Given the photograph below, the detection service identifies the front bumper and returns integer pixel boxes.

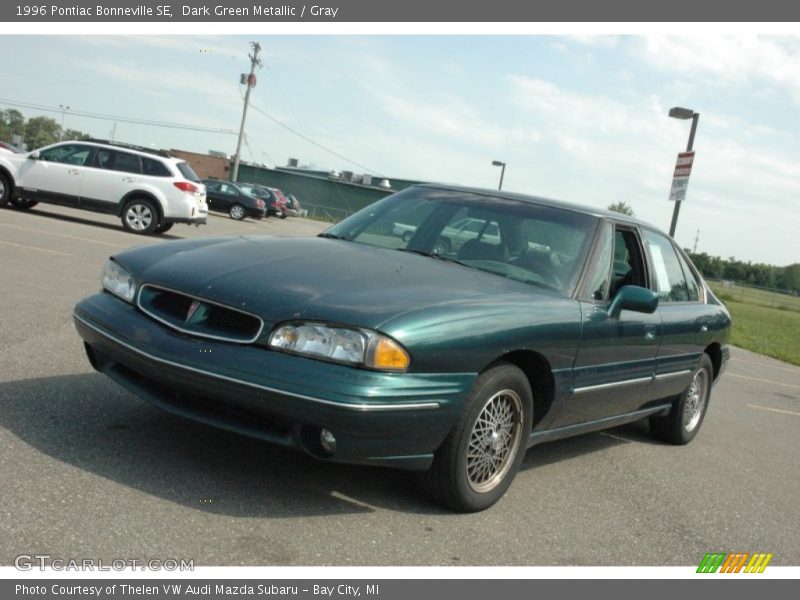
[74,293,474,470]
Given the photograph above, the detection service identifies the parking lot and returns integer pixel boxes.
[1,203,798,566]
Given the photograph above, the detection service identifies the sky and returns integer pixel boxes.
[0,34,798,266]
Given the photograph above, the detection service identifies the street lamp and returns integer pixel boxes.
[491,160,506,190]
[667,106,699,238]
[59,104,70,141]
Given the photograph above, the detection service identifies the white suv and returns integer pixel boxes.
[0,139,208,235]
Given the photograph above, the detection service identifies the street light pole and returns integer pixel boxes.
[59,104,70,141]
[491,160,506,190]
[668,108,699,238]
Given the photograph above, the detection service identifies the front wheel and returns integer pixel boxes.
[154,222,174,234]
[121,198,159,235]
[423,363,532,512]
[650,354,713,444]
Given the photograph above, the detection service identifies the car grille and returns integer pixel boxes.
[137,284,263,343]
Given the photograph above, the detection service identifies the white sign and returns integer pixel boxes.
[669,151,695,202]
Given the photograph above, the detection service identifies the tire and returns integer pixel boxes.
[229,203,246,220]
[121,198,159,235]
[279,211,288,219]
[650,354,714,445]
[0,173,11,206]
[9,196,38,210]
[154,222,174,234]
[422,363,532,512]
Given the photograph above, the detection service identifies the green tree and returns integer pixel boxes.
[63,128,90,141]
[607,201,635,217]
[0,109,25,142]
[23,116,61,149]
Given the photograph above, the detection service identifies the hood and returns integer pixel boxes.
[117,236,560,332]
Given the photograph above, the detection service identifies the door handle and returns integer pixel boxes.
[121,176,135,182]
[644,325,657,341]
[67,169,80,175]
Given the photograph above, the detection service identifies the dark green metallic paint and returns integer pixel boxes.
[74,185,731,473]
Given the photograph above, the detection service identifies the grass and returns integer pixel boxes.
[722,299,800,366]
[708,280,800,312]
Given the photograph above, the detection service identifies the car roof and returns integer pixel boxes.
[58,139,181,162]
[415,183,663,232]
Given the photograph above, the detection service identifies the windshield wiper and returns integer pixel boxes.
[397,248,466,266]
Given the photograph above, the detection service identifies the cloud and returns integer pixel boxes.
[634,36,800,103]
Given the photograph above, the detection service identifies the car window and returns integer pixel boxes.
[326,187,596,295]
[675,249,701,302]
[218,183,239,196]
[609,227,647,297]
[643,229,690,302]
[142,157,171,177]
[204,181,220,192]
[39,144,92,166]
[176,162,200,182]
[582,221,613,302]
[111,151,141,174]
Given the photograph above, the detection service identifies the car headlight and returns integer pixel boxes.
[101,260,137,303]
[269,323,410,372]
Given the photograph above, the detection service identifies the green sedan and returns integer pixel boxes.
[73,184,731,512]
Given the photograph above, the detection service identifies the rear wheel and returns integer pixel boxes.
[650,354,713,444]
[422,363,532,512]
[229,203,246,220]
[154,222,174,234]
[9,196,38,210]
[121,198,159,235]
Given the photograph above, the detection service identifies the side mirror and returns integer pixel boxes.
[28,150,40,160]
[608,285,659,318]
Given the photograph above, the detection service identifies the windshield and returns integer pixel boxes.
[324,187,597,295]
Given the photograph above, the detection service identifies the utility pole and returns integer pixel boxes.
[693,229,700,253]
[59,104,70,141]
[231,42,261,183]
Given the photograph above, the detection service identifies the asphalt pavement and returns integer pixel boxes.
[1,203,798,566]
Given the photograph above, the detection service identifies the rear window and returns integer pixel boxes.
[176,162,200,182]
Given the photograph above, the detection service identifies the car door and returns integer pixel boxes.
[641,229,712,398]
[81,148,142,212]
[15,143,92,206]
[551,221,661,427]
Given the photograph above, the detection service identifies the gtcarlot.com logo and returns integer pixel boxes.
[697,552,773,573]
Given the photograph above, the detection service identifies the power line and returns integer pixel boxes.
[249,102,379,175]
[0,98,238,135]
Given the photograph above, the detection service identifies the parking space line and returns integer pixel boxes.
[0,223,128,248]
[746,404,800,417]
[0,240,73,256]
[726,372,800,390]
[730,356,799,373]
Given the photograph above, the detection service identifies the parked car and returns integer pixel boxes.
[0,141,23,154]
[0,139,207,234]
[73,184,731,511]
[285,194,306,217]
[202,179,266,220]
[266,187,289,219]
[240,183,287,219]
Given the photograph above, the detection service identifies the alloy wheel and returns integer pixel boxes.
[466,389,524,493]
